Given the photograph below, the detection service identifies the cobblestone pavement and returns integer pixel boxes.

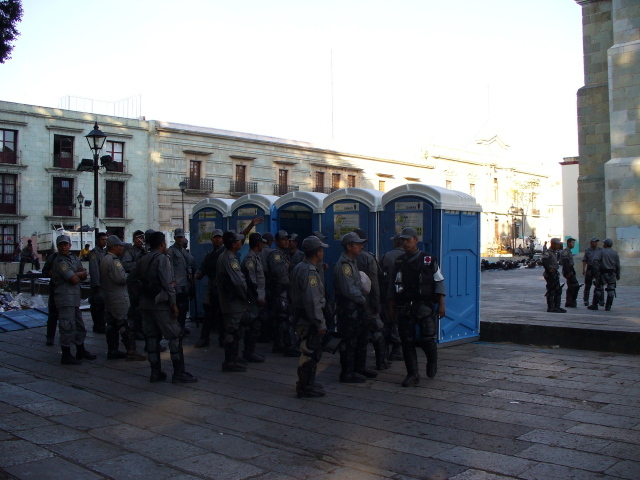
[0,274,638,479]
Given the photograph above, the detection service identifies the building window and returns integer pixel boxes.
[379,180,386,192]
[52,177,74,216]
[493,178,498,202]
[0,224,17,262]
[187,160,202,189]
[53,135,74,169]
[105,181,125,218]
[332,173,341,191]
[236,165,246,184]
[0,174,17,214]
[446,180,452,190]
[470,183,476,197]
[347,174,356,188]
[0,129,17,164]
[314,172,325,192]
[105,141,124,172]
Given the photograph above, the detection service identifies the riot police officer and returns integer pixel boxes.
[217,231,249,372]
[291,236,328,398]
[582,237,603,306]
[333,232,374,383]
[241,232,267,363]
[353,228,387,371]
[560,237,581,308]
[167,228,194,335]
[129,231,197,384]
[100,235,146,361]
[51,235,96,365]
[588,238,621,311]
[122,230,147,341]
[387,227,446,387]
[288,233,304,268]
[542,238,565,313]
[88,232,107,333]
[194,229,225,348]
[267,230,298,357]
[378,233,404,361]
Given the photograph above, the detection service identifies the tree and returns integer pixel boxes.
[0,0,23,64]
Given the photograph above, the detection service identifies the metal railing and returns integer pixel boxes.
[273,184,299,196]
[183,177,214,192]
[312,186,338,194]
[230,181,258,194]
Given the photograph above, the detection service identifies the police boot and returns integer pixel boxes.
[46,315,57,346]
[282,321,300,358]
[122,331,146,361]
[401,345,420,387]
[546,290,556,312]
[107,329,127,359]
[339,350,365,383]
[242,324,265,363]
[423,340,438,379]
[222,338,246,372]
[75,343,97,360]
[310,361,324,391]
[171,342,197,384]
[374,338,391,370]
[147,337,166,383]
[605,297,613,311]
[296,363,325,398]
[354,346,378,378]
[554,293,567,313]
[61,346,82,365]
[389,342,403,362]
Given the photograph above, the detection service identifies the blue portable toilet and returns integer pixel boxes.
[321,188,384,295]
[189,198,234,322]
[273,191,327,241]
[230,194,279,259]
[381,183,482,346]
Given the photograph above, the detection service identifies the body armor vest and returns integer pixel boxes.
[394,251,436,305]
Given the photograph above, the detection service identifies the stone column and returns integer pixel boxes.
[575,0,613,248]
[605,0,640,284]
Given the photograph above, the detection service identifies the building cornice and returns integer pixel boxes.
[575,0,606,6]
[0,119,28,127]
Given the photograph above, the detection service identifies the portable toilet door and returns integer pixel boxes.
[189,198,233,323]
[230,194,278,260]
[381,183,482,346]
[273,191,327,242]
[321,188,384,296]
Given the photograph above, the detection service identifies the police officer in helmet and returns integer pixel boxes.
[387,227,446,387]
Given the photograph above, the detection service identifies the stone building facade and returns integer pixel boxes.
[575,0,640,284]
[0,100,153,259]
[0,100,560,259]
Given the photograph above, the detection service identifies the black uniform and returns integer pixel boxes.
[582,246,603,306]
[541,247,564,313]
[88,246,106,333]
[590,246,621,311]
[267,247,297,356]
[388,249,445,386]
[122,243,147,339]
[560,246,581,308]
[42,252,59,345]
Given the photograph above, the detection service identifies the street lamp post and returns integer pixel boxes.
[77,191,85,249]
[85,122,107,241]
[179,181,187,231]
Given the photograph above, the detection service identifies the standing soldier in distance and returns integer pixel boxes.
[560,237,581,308]
[166,228,194,335]
[378,233,404,362]
[100,235,146,361]
[88,232,108,333]
[241,233,267,363]
[333,232,372,383]
[217,231,249,372]
[129,231,197,384]
[122,230,147,342]
[268,230,298,357]
[541,238,566,313]
[582,237,603,307]
[291,236,328,398]
[194,229,225,348]
[51,235,96,365]
[588,238,621,311]
[387,227,446,387]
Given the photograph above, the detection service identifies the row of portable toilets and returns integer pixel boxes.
[189,184,482,346]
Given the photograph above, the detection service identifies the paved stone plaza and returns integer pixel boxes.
[0,268,639,479]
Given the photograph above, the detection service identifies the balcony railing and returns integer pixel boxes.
[230,181,258,194]
[183,177,214,192]
[312,186,338,194]
[273,184,299,196]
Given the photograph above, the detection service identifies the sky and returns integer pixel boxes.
[0,0,584,167]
